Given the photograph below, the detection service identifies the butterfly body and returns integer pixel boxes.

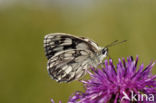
[44,33,108,82]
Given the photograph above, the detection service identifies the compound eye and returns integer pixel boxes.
[102,48,108,55]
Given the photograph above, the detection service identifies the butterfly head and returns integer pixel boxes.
[97,47,108,63]
[98,40,127,63]
[102,48,108,56]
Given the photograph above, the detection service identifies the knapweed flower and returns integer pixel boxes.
[51,56,156,103]
[69,56,156,103]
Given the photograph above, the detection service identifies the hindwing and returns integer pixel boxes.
[47,49,92,82]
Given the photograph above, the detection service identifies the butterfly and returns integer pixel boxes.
[44,33,126,83]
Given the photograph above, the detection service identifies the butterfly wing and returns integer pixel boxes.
[44,33,99,59]
[47,49,92,82]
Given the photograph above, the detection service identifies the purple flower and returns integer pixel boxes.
[68,56,156,103]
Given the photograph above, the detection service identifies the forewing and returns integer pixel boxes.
[44,33,99,59]
[47,49,91,82]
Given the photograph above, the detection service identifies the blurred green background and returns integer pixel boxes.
[0,0,156,103]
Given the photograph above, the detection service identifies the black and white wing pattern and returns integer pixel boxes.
[47,49,92,82]
[44,33,99,59]
[44,33,103,83]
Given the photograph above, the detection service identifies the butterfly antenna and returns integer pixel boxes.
[105,40,127,48]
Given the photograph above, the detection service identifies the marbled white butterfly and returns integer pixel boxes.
[44,33,126,83]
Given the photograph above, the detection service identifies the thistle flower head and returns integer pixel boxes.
[69,56,156,103]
